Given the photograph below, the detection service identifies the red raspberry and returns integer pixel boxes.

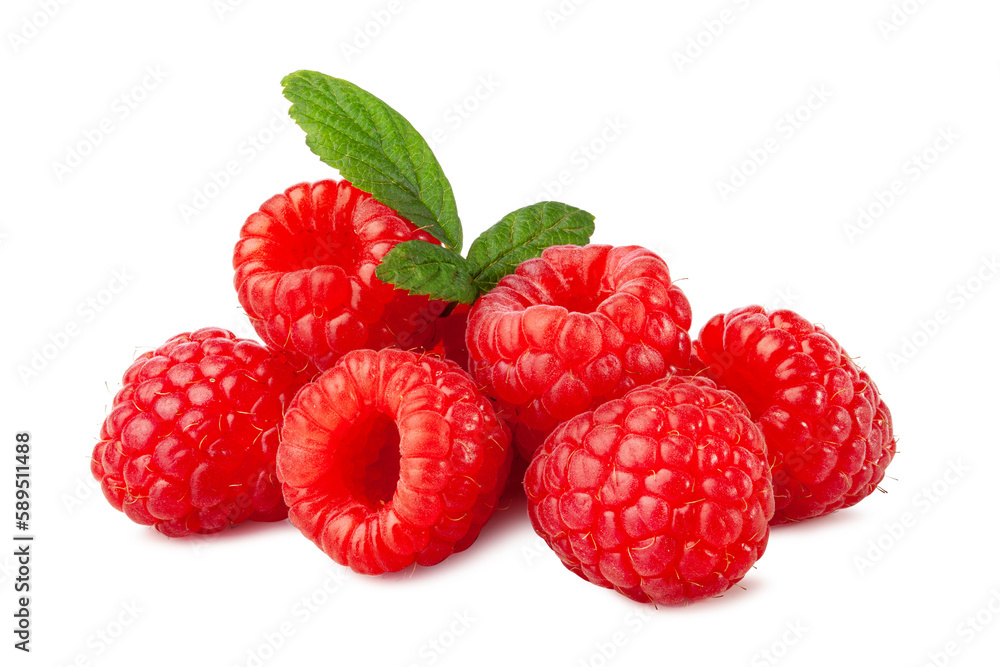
[427,302,472,372]
[233,180,446,374]
[466,244,692,461]
[277,348,512,574]
[693,306,896,524]
[525,374,774,605]
[91,328,307,537]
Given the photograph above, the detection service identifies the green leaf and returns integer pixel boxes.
[466,201,596,292]
[375,241,478,304]
[281,70,462,251]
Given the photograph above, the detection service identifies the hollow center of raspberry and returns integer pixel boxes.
[290,226,361,273]
[341,414,401,508]
[558,287,614,314]
[552,276,614,313]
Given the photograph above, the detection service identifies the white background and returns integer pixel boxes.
[2,1,999,665]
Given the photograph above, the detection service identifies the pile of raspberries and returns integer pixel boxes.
[92,180,895,606]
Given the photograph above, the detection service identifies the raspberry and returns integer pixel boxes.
[693,306,896,524]
[91,328,306,537]
[433,302,472,371]
[466,244,693,461]
[277,348,512,574]
[233,180,446,374]
[525,374,773,605]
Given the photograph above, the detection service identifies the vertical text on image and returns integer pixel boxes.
[13,432,33,652]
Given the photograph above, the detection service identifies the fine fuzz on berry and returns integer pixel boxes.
[233,180,447,374]
[277,348,512,574]
[694,306,896,524]
[525,374,774,605]
[91,328,306,537]
[466,244,692,461]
